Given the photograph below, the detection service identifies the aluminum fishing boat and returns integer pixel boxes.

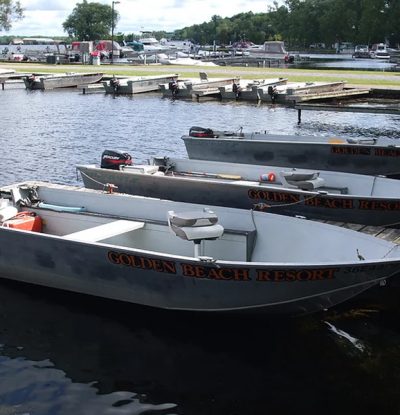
[0,181,399,315]
[23,72,104,90]
[77,153,400,227]
[182,127,400,178]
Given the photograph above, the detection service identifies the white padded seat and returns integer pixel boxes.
[281,170,325,190]
[168,210,224,242]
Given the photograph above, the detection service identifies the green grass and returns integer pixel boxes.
[2,61,400,88]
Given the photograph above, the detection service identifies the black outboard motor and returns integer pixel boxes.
[267,85,278,103]
[101,150,132,170]
[189,126,215,138]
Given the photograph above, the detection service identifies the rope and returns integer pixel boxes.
[253,193,319,210]
[77,169,109,189]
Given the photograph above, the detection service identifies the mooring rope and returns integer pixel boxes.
[77,169,109,189]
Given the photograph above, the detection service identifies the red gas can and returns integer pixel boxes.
[2,211,42,232]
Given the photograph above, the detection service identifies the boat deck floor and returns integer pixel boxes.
[316,220,400,244]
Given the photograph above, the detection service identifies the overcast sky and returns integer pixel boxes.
[9,0,275,37]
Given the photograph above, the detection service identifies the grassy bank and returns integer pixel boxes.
[1,61,400,88]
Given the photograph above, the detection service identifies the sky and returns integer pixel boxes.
[8,0,275,37]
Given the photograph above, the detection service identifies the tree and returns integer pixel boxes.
[62,0,119,41]
[0,0,23,31]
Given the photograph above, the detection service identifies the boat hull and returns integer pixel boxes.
[24,73,103,90]
[103,74,179,94]
[78,165,400,227]
[1,181,399,315]
[182,134,400,177]
[0,225,397,315]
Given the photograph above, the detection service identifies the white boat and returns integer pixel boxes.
[370,43,390,59]
[353,45,370,59]
[158,54,217,66]
[77,154,400,227]
[103,73,179,94]
[247,41,294,62]
[1,181,399,315]
[23,72,104,90]
[219,78,288,101]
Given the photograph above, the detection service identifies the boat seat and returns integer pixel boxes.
[280,170,325,190]
[168,210,224,242]
[121,165,159,174]
[63,220,144,242]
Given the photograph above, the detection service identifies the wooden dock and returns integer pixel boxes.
[317,220,400,244]
[292,88,370,103]
[295,101,400,123]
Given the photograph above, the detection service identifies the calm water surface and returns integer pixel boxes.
[1,85,400,414]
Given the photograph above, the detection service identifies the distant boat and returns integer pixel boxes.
[353,45,370,59]
[77,153,400,227]
[1,180,400,314]
[158,54,218,66]
[219,78,288,101]
[258,81,346,103]
[370,43,390,59]
[23,72,103,90]
[247,40,294,62]
[182,126,400,178]
[159,72,237,99]
[103,73,179,94]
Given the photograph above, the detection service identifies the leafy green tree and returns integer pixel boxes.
[62,0,119,41]
[0,0,23,31]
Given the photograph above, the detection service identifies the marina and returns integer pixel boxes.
[1,64,400,414]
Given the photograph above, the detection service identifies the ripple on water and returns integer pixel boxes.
[2,88,400,186]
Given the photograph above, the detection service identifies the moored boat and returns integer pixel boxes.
[103,73,179,94]
[258,81,346,103]
[159,72,238,98]
[219,78,288,101]
[77,154,400,227]
[23,72,104,90]
[0,181,399,315]
[182,126,400,178]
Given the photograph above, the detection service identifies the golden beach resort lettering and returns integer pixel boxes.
[248,189,400,211]
[331,146,400,157]
[107,251,340,282]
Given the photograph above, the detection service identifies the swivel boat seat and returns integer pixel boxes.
[168,208,224,258]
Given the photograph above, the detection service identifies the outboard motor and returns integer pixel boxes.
[189,126,215,138]
[101,150,132,170]
[267,85,278,103]
[109,77,120,92]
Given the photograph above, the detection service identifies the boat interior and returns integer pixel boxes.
[117,156,399,197]
[1,182,398,264]
[0,185,256,262]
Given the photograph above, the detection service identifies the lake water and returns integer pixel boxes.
[1,84,400,415]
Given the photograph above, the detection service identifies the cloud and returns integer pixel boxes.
[8,0,272,37]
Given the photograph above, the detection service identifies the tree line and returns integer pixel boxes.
[174,0,399,48]
[1,0,399,48]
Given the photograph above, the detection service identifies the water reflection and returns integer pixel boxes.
[0,281,399,414]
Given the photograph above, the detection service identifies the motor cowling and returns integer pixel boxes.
[101,150,132,170]
[189,126,215,138]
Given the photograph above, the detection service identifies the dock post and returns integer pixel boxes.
[297,109,302,124]
[1,82,4,91]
